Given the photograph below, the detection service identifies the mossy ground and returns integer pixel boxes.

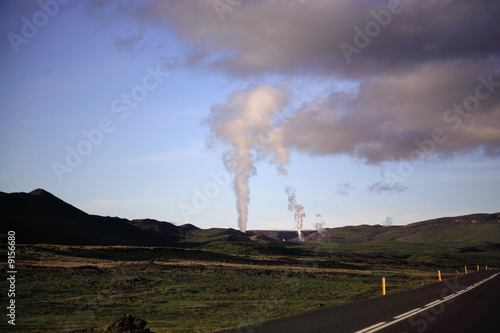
[1,242,497,332]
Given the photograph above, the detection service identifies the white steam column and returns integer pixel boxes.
[205,84,290,232]
[285,186,305,242]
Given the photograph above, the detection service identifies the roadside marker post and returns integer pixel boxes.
[438,270,441,281]
[465,266,468,274]
[477,265,479,271]
[382,277,386,295]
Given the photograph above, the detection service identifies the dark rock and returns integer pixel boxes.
[106,314,148,332]
[133,318,147,330]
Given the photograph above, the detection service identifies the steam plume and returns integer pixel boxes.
[315,223,325,234]
[285,186,305,241]
[315,214,326,235]
[206,84,289,232]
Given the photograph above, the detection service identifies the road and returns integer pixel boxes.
[221,270,499,333]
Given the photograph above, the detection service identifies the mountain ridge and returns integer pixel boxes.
[1,189,499,246]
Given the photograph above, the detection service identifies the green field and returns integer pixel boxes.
[1,241,499,332]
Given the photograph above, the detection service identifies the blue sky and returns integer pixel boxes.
[1,0,499,231]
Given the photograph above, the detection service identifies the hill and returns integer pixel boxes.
[304,214,500,244]
[1,189,499,246]
[0,189,178,246]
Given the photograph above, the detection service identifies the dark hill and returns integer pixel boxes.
[1,189,499,245]
[304,213,500,243]
[184,228,251,243]
[179,223,200,232]
[1,189,178,246]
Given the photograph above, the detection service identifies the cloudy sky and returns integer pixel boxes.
[1,0,499,231]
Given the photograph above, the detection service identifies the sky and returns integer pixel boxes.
[1,0,499,232]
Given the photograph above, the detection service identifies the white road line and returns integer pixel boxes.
[363,309,426,333]
[425,299,440,307]
[353,321,387,333]
[394,307,421,319]
[355,273,499,333]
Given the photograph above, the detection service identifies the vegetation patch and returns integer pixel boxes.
[2,241,498,332]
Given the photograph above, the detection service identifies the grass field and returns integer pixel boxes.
[1,241,499,332]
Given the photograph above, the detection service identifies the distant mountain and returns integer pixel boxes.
[1,189,179,246]
[303,213,500,244]
[1,189,499,245]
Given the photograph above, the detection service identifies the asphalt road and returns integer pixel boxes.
[222,270,499,333]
